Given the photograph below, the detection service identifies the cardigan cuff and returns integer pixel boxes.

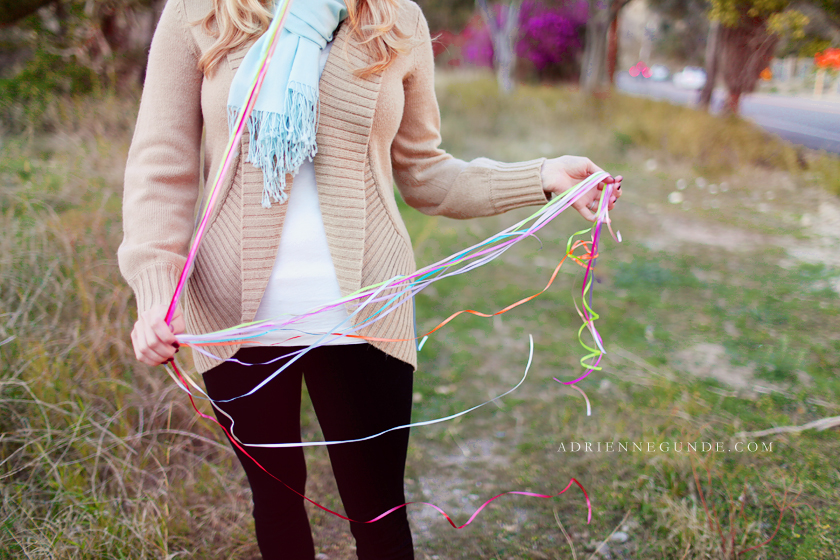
[128,263,183,315]
[490,158,549,214]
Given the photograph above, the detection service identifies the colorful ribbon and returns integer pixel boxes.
[156,0,619,530]
[169,344,592,527]
[165,0,295,326]
[175,173,618,394]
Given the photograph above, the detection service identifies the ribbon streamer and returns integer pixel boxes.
[556,379,592,417]
[154,0,618,530]
[169,344,592,527]
[165,0,295,326]
[175,174,619,404]
[162,174,616,529]
[177,335,535,449]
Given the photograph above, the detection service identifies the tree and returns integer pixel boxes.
[710,0,807,113]
[476,0,523,93]
[580,0,631,92]
[699,20,720,109]
[646,0,720,107]
[1,0,163,95]
[460,1,586,81]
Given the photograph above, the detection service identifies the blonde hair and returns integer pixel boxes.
[196,0,409,78]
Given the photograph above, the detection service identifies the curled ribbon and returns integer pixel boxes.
[155,0,618,529]
[169,338,592,526]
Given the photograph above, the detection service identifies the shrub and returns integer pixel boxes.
[516,0,586,80]
[0,47,99,131]
[458,0,587,80]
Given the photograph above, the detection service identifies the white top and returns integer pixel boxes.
[245,42,363,347]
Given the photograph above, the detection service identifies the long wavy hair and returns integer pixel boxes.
[196,0,409,78]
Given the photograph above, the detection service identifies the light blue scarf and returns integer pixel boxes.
[228,0,348,208]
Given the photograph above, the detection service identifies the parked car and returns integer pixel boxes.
[650,64,670,81]
[673,66,707,89]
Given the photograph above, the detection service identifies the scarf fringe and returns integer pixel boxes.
[228,82,320,208]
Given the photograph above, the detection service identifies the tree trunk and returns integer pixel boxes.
[582,0,629,92]
[607,15,619,85]
[699,20,720,110]
[0,0,55,26]
[726,90,741,114]
[476,0,522,94]
[719,15,778,115]
[581,0,610,92]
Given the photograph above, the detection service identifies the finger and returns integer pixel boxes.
[580,208,597,222]
[574,201,597,222]
[150,315,178,347]
[597,175,619,190]
[170,311,186,336]
[139,332,170,365]
[136,329,169,366]
[141,320,175,364]
[131,326,144,362]
[600,179,622,196]
[141,342,172,366]
[133,315,171,366]
[584,158,605,176]
[131,323,164,365]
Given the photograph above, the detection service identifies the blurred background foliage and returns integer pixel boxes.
[437,0,588,81]
[0,0,163,130]
[2,0,840,128]
[646,0,710,64]
[414,0,475,32]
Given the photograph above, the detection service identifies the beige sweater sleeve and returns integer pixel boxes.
[118,0,203,314]
[390,8,549,219]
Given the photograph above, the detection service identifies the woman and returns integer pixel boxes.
[120,0,621,558]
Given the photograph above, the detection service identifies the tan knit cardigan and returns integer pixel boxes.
[118,0,549,373]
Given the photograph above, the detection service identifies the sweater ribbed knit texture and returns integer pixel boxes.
[119,0,549,373]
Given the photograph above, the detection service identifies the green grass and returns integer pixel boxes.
[1,75,839,559]
[403,75,840,559]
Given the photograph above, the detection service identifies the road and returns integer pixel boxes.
[616,73,840,154]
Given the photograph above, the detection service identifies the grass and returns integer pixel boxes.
[0,103,258,559]
[1,74,839,559]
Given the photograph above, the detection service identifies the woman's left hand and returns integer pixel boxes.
[541,156,622,222]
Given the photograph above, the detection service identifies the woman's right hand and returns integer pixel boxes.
[541,156,622,222]
[131,304,185,366]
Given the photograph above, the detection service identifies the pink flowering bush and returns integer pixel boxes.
[458,0,587,80]
[517,0,586,75]
[460,12,495,68]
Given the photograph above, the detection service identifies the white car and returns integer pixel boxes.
[650,64,670,81]
[673,66,707,89]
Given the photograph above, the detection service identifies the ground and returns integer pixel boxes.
[1,75,838,559]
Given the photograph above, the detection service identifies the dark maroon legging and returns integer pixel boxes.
[202,344,415,560]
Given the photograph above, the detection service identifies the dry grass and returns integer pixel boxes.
[2,77,838,559]
[436,72,840,197]
[0,111,257,558]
